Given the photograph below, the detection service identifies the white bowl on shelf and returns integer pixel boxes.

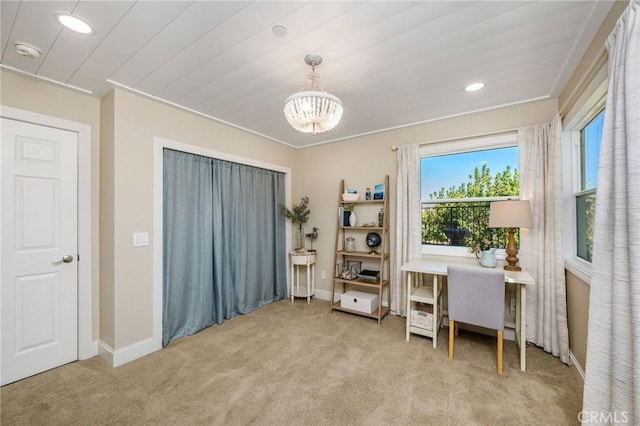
[342,193,360,202]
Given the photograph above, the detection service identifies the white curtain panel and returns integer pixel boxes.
[518,114,570,363]
[583,1,640,422]
[391,144,421,316]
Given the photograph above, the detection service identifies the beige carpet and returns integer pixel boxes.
[1,299,581,425]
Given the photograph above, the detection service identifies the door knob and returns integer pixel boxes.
[53,255,74,265]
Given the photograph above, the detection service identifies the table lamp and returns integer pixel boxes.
[489,199,532,271]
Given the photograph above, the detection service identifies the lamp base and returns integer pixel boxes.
[504,228,521,272]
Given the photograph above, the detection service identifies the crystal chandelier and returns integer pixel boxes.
[283,54,343,135]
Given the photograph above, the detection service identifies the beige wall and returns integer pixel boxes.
[566,271,590,370]
[0,69,101,342]
[107,88,296,348]
[295,98,559,296]
[100,91,115,348]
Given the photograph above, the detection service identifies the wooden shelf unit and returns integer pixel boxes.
[330,175,390,324]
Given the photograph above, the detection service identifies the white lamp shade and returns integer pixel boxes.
[489,200,532,228]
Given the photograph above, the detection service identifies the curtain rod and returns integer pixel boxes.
[425,128,519,146]
[390,128,520,153]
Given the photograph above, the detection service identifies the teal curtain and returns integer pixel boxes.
[163,149,286,346]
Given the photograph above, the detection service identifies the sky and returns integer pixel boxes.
[420,146,519,200]
[582,109,603,190]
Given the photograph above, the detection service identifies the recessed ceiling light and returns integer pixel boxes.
[56,12,93,34]
[464,82,485,92]
[272,25,288,38]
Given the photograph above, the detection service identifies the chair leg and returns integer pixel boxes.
[497,330,503,375]
[448,320,454,360]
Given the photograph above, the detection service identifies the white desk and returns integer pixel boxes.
[289,251,316,304]
[402,255,535,371]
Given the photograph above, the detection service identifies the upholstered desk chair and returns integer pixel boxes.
[447,265,506,374]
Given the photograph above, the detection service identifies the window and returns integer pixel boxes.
[575,109,604,262]
[420,133,519,256]
[562,78,606,281]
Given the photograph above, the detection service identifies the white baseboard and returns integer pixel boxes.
[79,340,99,360]
[98,341,114,366]
[569,350,585,390]
[98,338,161,368]
[314,289,333,301]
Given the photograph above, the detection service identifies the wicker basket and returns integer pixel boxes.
[410,301,433,330]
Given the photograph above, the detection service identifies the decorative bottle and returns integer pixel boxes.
[378,208,384,227]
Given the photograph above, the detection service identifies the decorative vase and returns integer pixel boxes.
[479,248,497,268]
[349,211,357,227]
[295,226,305,250]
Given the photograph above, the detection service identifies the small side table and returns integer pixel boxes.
[289,250,316,304]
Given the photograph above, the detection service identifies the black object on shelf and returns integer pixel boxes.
[358,270,380,282]
[343,211,351,226]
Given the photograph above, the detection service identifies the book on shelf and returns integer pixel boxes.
[358,270,380,282]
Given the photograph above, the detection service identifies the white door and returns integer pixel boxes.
[1,118,78,385]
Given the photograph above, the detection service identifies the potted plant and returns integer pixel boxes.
[280,196,311,251]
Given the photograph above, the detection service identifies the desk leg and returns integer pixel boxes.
[519,284,527,371]
[405,272,412,342]
[432,274,438,349]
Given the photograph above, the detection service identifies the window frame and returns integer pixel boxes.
[419,132,519,258]
[562,81,606,283]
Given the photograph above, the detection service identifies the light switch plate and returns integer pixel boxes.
[133,232,149,247]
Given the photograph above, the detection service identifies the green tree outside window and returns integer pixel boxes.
[422,163,520,250]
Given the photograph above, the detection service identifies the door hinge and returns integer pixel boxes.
[77,254,80,262]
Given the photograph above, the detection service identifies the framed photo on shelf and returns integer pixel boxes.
[373,183,384,200]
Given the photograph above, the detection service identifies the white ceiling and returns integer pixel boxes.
[0,1,616,148]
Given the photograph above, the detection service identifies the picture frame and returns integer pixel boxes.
[373,183,384,200]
